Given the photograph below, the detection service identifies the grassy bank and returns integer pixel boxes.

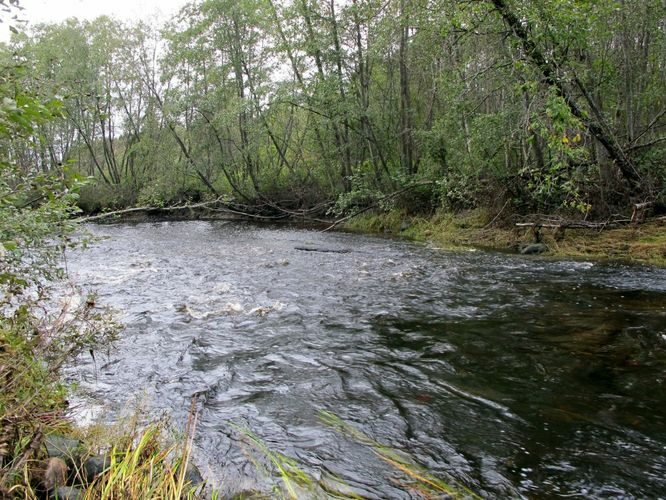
[79,204,666,267]
[0,296,205,498]
[344,209,666,267]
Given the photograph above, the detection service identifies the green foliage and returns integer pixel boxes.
[77,181,135,213]
[0,62,84,299]
[0,28,120,495]
[436,173,479,211]
[4,0,665,216]
[521,92,593,213]
[330,161,385,216]
[634,146,666,201]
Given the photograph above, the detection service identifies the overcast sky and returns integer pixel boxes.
[1,0,190,41]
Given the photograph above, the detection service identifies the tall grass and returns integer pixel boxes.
[82,398,203,499]
[233,412,480,499]
[319,411,481,500]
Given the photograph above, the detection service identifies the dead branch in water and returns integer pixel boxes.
[75,197,290,222]
[515,219,633,231]
[516,205,665,232]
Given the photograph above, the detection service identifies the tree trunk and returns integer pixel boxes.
[399,0,415,176]
[489,0,641,188]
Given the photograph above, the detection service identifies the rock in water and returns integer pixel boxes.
[184,462,205,486]
[82,455,110,484]
[520,243,548,255]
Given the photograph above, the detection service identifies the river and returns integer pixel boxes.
[66,220,666,498]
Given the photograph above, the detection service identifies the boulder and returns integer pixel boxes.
[44,435,82,461]
[82,455,110,484]
[184,462,205,487]
[50,486,82,500]
[520,243,548,255]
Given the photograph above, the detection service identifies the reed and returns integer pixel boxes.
[82,399,203,499]
[319,411,481,500]
[233,424,315,499]
[232,413,480,499]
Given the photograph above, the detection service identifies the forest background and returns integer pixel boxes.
[2,0,664,222]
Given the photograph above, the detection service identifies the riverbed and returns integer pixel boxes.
[66,221,666,498]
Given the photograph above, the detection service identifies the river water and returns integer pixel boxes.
[66,221,666,498]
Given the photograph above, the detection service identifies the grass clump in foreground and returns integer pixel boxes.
[82,413,204,500]
[0,293,114,497]
[0,290,206,499]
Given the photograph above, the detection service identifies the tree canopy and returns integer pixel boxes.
[2,0,665,218]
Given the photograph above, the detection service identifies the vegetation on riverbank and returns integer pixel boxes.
[0,4,205,495]
[344,209,666,267]
[2,0,665,226]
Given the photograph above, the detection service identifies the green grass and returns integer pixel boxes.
[319,411,481,500]
[231,413,481,499]
[83,422,202,500]
[345,208,666,267]
[234,424,321,499]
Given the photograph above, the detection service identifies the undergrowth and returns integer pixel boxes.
[0,289,118,497]
[83,415,203,500]
[345,208,666,267]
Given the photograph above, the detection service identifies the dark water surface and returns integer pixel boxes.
[67,221,666,498]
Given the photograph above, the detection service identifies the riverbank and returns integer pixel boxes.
[79,204,666,267]
[343,209,666,267]
[0,296,204,498]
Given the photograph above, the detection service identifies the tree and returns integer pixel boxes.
[487,0,643,189]
[4,0,663,216]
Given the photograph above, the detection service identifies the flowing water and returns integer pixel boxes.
[66,221,666,498]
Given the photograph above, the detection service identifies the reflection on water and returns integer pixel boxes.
[66,221,666,498]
